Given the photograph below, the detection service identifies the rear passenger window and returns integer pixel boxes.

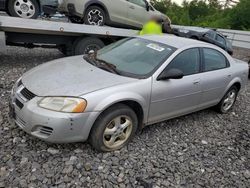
[216,35,226,45]
[203,48,228,72]
[166,48,200,76]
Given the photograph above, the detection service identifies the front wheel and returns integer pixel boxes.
[8,0,40,19]
[84,6,106,26]
[216,86,238,113]
[90,104,138,152]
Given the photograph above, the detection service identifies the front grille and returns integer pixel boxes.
[20,87,36,101]
[39,126,53,136]
[15,98,24,109]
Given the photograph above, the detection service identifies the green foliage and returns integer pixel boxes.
[150,0,250,30]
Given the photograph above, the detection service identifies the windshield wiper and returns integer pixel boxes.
[83,55,96,66]
[95,58,120,75]
[83,53,120,75]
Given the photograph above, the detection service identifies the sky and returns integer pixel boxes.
[172,0,192,5]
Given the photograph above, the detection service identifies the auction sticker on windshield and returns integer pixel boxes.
[147,43,165,52]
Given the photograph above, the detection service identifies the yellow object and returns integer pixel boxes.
[139,21,163,35]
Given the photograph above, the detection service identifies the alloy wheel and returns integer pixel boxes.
[14,0,36,18]
[87,9,104,25]
[222,90,236,112]
[103,116,133,149]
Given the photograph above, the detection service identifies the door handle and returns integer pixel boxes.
[193,81,200,85]
[193,79,200,85]
[129,5,135,9]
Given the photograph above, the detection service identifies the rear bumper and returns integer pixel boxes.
[67,3,77,16]
[58,0,84,17]
[40,0,58,7]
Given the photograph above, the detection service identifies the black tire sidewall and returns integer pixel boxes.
[73,37,105,55]
[90,104,138,152]
[8,0,40,19]
[84,6,106,26]
[218,86,238,113]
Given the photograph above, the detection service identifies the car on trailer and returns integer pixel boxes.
[0,0,58,19]
[58,0,170,29]
[10,35,249,151]
[173,26,234,55]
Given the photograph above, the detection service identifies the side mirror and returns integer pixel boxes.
[157,68,184,81]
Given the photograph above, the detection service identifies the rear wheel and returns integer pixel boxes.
[90,104,138,152]
[84,6,106,26]
[216,86,238,113]
[8,0,40,19]
[73,37,105,55]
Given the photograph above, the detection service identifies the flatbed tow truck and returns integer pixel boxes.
[0,15,138,55]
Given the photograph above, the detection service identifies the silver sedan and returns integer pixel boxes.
[10,35,249,151]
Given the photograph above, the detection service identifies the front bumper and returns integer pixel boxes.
[57,0,84,17]
[9,87,99,143]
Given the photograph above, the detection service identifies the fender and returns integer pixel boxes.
[222,76,242,97]
[92,92,149,123]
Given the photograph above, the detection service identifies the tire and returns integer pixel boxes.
[216,86,239,114]
[69,16,84,24]
[83,6,106,26]
[90,104,138,152]
[73,37,105,55]
[190,36,199,40]
[8,0,40,19]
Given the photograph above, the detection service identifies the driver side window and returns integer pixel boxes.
[166,48,200,76]
[128,0,146,8]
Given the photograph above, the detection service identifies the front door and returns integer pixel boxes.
[127,0,149,28]
[148,48,202,123]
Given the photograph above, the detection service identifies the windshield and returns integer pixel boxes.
[96,38,175,78]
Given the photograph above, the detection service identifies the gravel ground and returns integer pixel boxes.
[0,47,250,188]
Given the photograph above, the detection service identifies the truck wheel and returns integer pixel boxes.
[216,86,238,114]
[90,104,138,152]
[8,0,40,19]
[73,37,105,55]
[84,6,106,26]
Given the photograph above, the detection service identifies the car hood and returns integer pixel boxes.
[22,56,135,96]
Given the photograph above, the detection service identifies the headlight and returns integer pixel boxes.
[12,77,22,94]
[38,97,87,113]
[178,29,189,34]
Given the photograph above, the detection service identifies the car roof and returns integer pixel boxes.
[139,34,212,49]
[182,26,211,33]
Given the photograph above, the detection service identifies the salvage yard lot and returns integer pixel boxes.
[0,47,249,187]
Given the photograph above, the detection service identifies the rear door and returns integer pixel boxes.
[127,0,149,28]
[199,48,232,108]
[148,48,202,123]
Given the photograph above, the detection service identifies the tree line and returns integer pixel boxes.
[150,0,250,30]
